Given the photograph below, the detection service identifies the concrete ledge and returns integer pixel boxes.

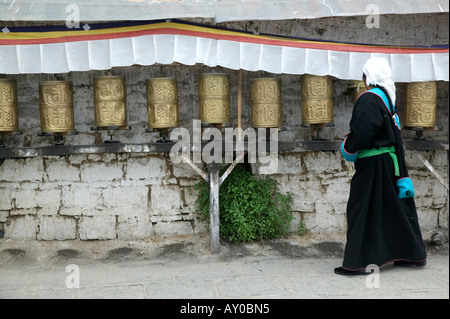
[1,140,448,160]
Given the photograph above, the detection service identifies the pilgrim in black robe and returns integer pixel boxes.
[339,88,427,271]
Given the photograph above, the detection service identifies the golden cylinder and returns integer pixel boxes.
[146,77,179,129]
[93,76,127,127]
[301,75,333,125]
[39,81,75,133]
[405,81,437,128]
[353,80,367,103]
[0,78,19,132]
[198,73,230,125]
[250,78,282,128]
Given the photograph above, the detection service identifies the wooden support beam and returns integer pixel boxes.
[208,163,220,254]
[179,153,208,182]
[220,151,245,186]
[416,153,449,190]
[237,69,242,136]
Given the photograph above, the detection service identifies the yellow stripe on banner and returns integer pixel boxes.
[0,21,352,45]
[0,21,445,53]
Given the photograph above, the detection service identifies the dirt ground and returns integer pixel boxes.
[1,231,447,266]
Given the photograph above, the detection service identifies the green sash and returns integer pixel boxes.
[357,146,399,176]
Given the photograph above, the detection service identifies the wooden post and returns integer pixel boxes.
[178,150,246,254]
[208,163,220,254]
[237,69,242,139]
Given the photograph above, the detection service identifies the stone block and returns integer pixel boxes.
[417,207,439,231]
[275,154,304,175]
[151,185,183,212]
[0,188,12,210]
[101,186,148,209]
[80,162,124,182]
[38,216,77,240]
[438,209,448,230]
[182,187,198,207]
[323,179,350,204]
[4,215,38,239]
[0,158,44,182]
[37,206,59,216]
[304,202,347,234]
[153,221,193,237]
[303,152,341,174]
[59,206,83,217]
[0,210,9,223]
[79,215,116,240]
[9,208,37,216]
[430,151,448,168]
[117,215,153,239]
[276,176,322,213]
[14,188,38,209]
[45,159,80,182]
[35,188,61,208]
[125,156,168,181]
[172,162,198,178]
[61,185,103,210]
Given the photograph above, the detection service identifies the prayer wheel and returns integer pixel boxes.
[93,76,127,127]
[405,81,437,128]
[0,78,19,132]
[198,73,230,125]
[352,80,368,103]
[146,77,179,129]
[250,78,282,128]
[301,75,333,125]
[39,81,75,133]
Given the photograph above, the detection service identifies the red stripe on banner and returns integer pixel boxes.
[1,27,448,54]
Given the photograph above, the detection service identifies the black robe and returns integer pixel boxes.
[341,90,427,271]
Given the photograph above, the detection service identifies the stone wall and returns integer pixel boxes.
[0,153,203,240]
[0,149,447,240]
[0,14,448,241]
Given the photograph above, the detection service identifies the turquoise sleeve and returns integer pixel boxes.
[397,177,415,199]
[340,140,358,162]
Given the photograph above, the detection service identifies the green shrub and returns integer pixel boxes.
[195,165,293,243]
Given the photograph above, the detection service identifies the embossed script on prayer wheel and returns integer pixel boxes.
[146,77,179,129]
[301,75,333,125]
[199,73,230,125]
[94,76,127,127]
[250,78,282,128]
[0,79,19,132]
[39,81,75,133]
[405,81,437,128]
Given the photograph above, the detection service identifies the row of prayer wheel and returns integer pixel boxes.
[0,76,439,133]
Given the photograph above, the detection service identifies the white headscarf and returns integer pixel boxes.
[362,57,396,107]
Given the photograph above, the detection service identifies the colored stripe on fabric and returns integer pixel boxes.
[1,20,448,54]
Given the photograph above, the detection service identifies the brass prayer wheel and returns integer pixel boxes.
[250,78,282,128]
[39,81,75,133]
[146,77,179,129]
[352,80,367,103]
[405,81,437,128]
[93,76,127,127]
[198,73,230,125]
[0,78,19,132]
[301,74,333,125]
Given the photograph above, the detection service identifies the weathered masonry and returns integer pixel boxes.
[0,12,449,248]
